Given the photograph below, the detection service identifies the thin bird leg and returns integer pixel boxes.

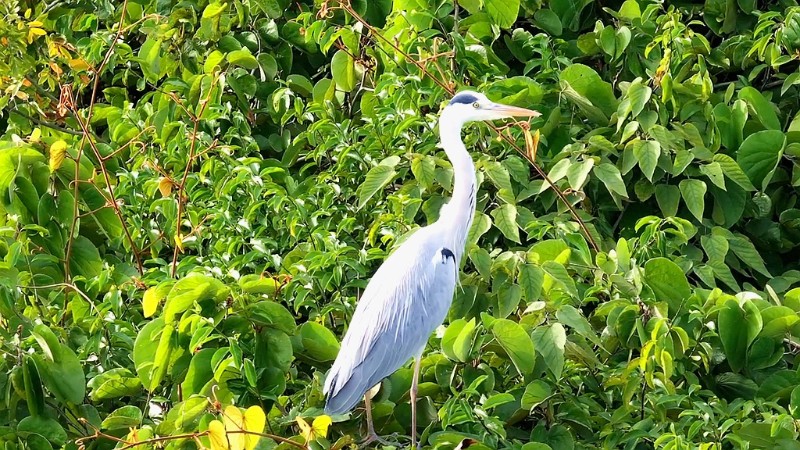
[410,357,422,449]
[359,393,392,447]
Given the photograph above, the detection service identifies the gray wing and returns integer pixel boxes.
[323,229,458,415]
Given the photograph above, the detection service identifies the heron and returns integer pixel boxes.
[323,90,540,448]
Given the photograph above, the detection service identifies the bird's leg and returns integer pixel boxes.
[410,357,422,449]
[359,393,392,447]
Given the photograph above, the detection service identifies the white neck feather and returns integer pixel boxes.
[435,110,477,263]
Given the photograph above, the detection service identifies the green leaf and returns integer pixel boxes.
[138,37,162,83]
[203,2,228,18]
[101,405,143,430]
[453,318,478,362]
[467,212,492,246]
[227,49,259,69]
[701,234,729,262]
[205,50,225,73]
[736,130,785,190]
[644,257,691,314]
[713,154,755,191]
[559,64,618,122]
[566,158,594,189]
[679,179,707,221]
[519,264,544,302]
[485,0,520,28]
[356,164,397,209]
[632,140,660,181]
[490,318,535,375]
[727,233,771,277]
[69,236,102,279]
[485,161,514,194]
[87,368,141,401]
[594,163,627,197]
[331,50,357,92]
[299,322,340,362]
[738,86,781,130]
[521,380,552,409]
[411,155,436,188]
[533,323,566,379]
[17,416,67,446]
[132,317,164,391]
[491,203,520,243]
[555,305,601,346]
[534,9,562,36]
[249,301,296,335]
[718,299,763,372]
[655,184,680,217]
[541,261,578,298]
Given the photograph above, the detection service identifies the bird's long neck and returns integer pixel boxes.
[436,112,477,263]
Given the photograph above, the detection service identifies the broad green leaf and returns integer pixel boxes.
[453,318,478,362]
[69,236,102,279]
[632,140,660,181]
[699,162,726,190]
[737,130,785,190]
[485,161,514,194]
[490,318,535,375]
[227,49,259,69]
[655,184,680,217]
[467,212,492,246]
[203,2,228,18]
[331,50,357,92]
[491,203,520,243]
[644,257,691,314]
[249,301,296,335]
[566,158,594,189]
[541,261,578,298]
[719,299,762,372]
[701,234,729,262]
[519,264,544,302]
[138,37,162,83]
[555,305,601,346]
[679,179,707,221]
[88,368,141,401]
[738,87,780,130]
[485,0,520,28]
[533,324,566,379]
[101,405,143,430]
[594,163,627,197]
[521,380,552,409]
[17,416,67,446]
[411,155,436,188]
[713,154,755,191]
[559,64,618,121]
[356,164,397,209]
[299,322,339,362]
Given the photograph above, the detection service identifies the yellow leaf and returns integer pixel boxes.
[312,415,332,439]
[49,140,67,172]
[209,420,229,450]
[296,415,332,442]
[142,287,162,318]
[222,406,245,450]
[27,27,46,44]
[296,417,312,442]
[175,234,184,252]
[68,58,90,71]
[242,405,266,450]
[158,177,174,197]
[29,128,41,143]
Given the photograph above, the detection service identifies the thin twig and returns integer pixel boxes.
[65,0,134,278]
[170,78,219,277]
[9,110,84,136]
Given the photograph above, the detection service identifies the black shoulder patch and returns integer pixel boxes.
[448,92,479,105]
[441,248,455,261]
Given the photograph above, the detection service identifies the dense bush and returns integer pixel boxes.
[2,0,800,449]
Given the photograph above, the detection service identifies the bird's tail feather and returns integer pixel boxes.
[324,374,367,415]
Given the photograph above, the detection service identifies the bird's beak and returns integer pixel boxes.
[490,103,541,118]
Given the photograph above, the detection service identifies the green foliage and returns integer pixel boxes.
[2,0,800,449]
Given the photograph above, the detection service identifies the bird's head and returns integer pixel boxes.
[443,90,541,123]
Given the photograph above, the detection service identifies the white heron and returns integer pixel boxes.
[323,90,540,447]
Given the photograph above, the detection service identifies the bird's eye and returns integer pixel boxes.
[472,102,480,109]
